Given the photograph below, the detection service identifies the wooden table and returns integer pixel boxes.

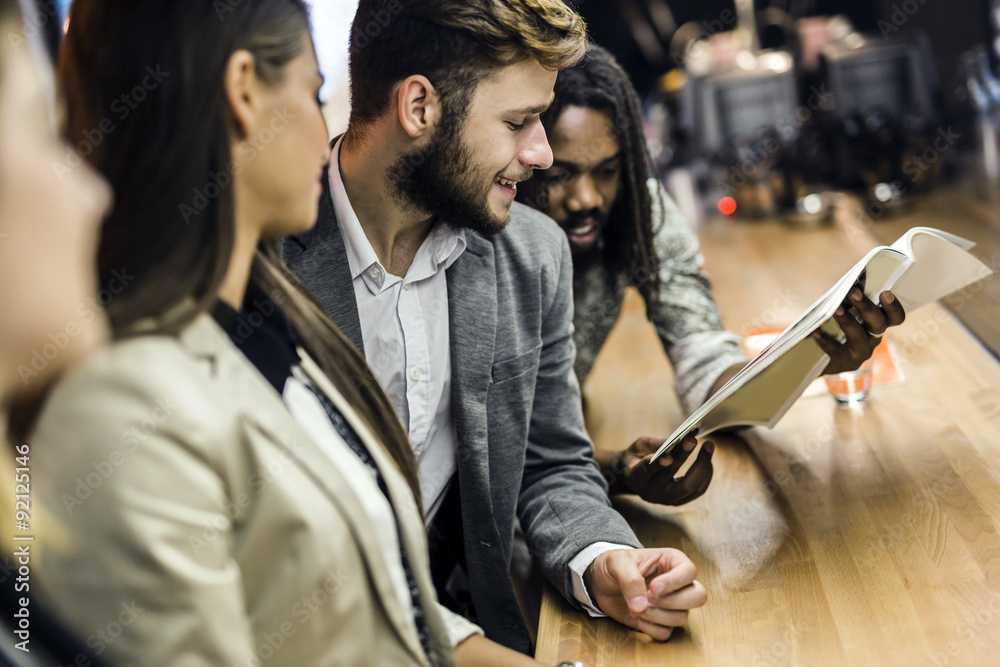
[535,212,1000,666]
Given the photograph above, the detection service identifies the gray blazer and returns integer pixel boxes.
[282,170,642,651]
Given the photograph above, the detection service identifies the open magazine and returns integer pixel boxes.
[651,227,994,462]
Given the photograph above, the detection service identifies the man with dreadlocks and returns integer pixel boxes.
[518,44,906,505]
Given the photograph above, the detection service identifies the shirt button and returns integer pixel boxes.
[411,367,423,381]
[403,283,411,291]
[368,266,382,280]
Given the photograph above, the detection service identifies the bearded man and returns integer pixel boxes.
[283,0,707,654]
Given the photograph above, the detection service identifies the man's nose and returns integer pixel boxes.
[519,121,553,171]
[566,174,601,212]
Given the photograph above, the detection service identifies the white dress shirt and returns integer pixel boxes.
[329,139,629,617]
[329,137,465,523]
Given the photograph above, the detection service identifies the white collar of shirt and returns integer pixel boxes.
[328,136,466,295]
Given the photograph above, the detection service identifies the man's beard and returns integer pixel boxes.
[562,207,609,267]
[386,112,510,236]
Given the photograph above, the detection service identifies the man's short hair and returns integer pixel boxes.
[347,0,586,132]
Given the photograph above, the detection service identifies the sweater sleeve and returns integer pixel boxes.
[645,179,747,414]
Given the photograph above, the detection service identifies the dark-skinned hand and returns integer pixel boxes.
[814,289,906,375]
[609,435,714,505]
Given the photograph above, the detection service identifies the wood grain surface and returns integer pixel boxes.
[535,210,1000,667]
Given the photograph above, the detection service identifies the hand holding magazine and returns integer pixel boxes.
[651,227,994,462]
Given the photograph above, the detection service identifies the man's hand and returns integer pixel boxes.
[602,436,714,505]
[584,548,707,641]
[814,289,905,375]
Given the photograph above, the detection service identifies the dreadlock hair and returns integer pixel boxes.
[538,43,661,312]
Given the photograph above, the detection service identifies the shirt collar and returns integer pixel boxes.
[329,136,383,285]
[328,137,467,291]
[407,218,467,283]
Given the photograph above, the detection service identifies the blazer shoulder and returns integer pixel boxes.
[38,335,234,446]
[492,201,570,268]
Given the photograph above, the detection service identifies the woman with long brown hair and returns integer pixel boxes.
[23,0,555,664]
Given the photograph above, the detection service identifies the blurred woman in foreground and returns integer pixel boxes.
[0,0,111,663]
[23,0,547,664]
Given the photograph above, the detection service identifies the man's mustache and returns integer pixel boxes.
[564,209,606,229]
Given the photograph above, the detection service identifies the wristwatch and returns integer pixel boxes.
[555,662,588,667]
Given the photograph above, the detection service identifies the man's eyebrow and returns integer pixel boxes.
[549,152,622,170]
[507,102,551,116]
[550,158,579,169]
[507,93,555,117]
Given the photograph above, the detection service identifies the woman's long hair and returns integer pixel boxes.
[539,43,662,310]
[56,0,422,505]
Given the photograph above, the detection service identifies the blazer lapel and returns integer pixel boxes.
[297,353,452,665]
[178,316,426,664]
[445,233,499,536]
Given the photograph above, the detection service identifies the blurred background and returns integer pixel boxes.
[286,0,1000,228]
[42,0,1000,351]
[574,0,997,227]
[43,0,1000,222]
[48,0,356,133]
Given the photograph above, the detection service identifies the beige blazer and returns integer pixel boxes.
[31,314,454,667]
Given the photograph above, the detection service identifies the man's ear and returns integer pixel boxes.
[224,50,259,140]
[396,74,441,139]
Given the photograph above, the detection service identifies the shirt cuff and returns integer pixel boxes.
[436,603,484,648]
[567,542,636,617]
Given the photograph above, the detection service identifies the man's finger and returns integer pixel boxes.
[670,443,715,504]
[812,329,845,357]
[625,452,659,494]
[832,308,873,362]
[685,462,714,503]
[635,606,689,628]
[813,329,858,375]
[657,443,713,503]
[633,618,675,642]
[847,288,889,336]
[647,553,698,599]
[879,291,906,325]
[656,435,698,468]
[631,436,667,457]
[658,437,697,474]
[634,440,697,498]
[653,580,708,611]
[622,438,674,495]
[606,552,651,614]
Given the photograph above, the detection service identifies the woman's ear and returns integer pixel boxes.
[396,74,441,139]
[224,50,258,140]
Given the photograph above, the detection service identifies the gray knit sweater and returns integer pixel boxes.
[571,180,747,415]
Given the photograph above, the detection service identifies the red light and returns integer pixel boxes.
[718,196,737,216]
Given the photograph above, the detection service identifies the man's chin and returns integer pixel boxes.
[439,202,510,236]
[568,240,602,268]
[461,212,510,237]
[487,202,514,233]
[463,197,513,236]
